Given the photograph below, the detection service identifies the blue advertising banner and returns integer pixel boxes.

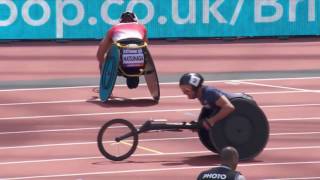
[0,0,319,40]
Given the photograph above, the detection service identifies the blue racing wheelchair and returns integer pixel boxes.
[99,38,160,103]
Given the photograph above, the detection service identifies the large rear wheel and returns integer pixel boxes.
[210,97,269,160]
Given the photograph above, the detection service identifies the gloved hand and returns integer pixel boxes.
[202,118,215,130]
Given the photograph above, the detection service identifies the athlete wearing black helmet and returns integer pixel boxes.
[120,11,137,23]
[179,73,204,87]
[179,73,235,130]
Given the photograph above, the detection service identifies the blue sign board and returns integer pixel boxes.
[0,0,319,39]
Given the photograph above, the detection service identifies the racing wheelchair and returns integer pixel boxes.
[99,38,160,103]
[97,95,269,161]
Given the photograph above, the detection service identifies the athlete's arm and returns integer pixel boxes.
[96,35,112,63]
[206,95,235,127]
[143,33,148,43]
[142,25,148,43]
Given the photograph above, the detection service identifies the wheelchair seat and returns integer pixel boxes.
[116,38,147,77]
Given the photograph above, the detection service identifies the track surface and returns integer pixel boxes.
[1,39,320,179]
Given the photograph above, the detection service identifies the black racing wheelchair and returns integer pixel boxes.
[97,95,269,161]
[99,38,160,103]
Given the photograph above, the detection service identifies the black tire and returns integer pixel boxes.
[210,97,269,161]
[197,108,218,153]
[97,119,139,161]
[198,126,218,153]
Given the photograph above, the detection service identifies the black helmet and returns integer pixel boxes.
[120,11,137,23]
[179,73,204,90]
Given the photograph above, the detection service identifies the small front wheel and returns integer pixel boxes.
[97,119,138,161]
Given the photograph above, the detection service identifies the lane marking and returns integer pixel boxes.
[0,85,102,92]
[262,103,320,108]
[0,131,319,150]
[1,116,320,135]
[271,132,320,136]
[1,103,320,121]
[0,90,313,106]
[0,127,100,135]
[270,117,320,121]
[1,146,320,166]
[120,141,163,154]
[265,177,320,180]
[239,81,318,92]
[0,108,200,120]
[1,76,320,92]
[266,146,320,151]
[0,150,208,165]
[0,137,198,150]
[0,99,100,106]
[3,160,320,179]
[0,146,320,165]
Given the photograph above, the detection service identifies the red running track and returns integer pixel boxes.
[1,39,320,179]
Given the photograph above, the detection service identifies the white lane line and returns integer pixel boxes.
[239,81,315,92]
[0,151,209,165]
[0,85,97,92]
[270,117,320,121]
[0,141,96,150]
[0,83,153,92]
[1,116,320,135]
[235,76,320,82]
[265,177,320,180]
[262,103,320,108]
[0,127,100,135]
[3,160,320,180]
[248,90,306,95]
[271,132,320,136]
[0,131,319,150]
[0,137,198,150]
[1,103,320,121]
[0,90,311,106]
[1,76,320,92]
[0,108,199,120]
[266,146,320,151]
[0,95,184,106]
[1,146,320,166]
[0,99,100,106]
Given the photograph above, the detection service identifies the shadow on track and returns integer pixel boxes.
[92,155,221,167]
[161,155,263,166]
[87,96,158,107]
[161,155,220,166]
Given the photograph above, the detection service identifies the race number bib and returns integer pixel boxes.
[121,48,144,68]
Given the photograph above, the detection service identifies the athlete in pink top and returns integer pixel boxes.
[96,12,148,70]
[108,22,147,43]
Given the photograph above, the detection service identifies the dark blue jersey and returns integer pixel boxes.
[198,86,238,109]
[197,86,253,121]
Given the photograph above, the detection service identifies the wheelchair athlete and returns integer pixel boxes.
[179,73,246,130]
[96,11,148,89]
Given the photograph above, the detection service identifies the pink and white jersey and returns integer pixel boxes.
[108,22,147,42]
